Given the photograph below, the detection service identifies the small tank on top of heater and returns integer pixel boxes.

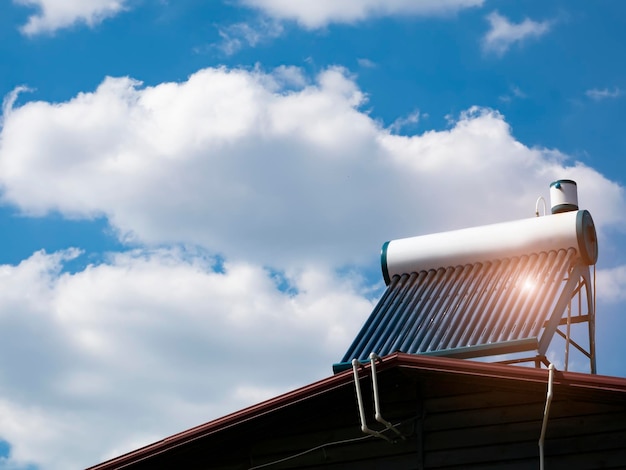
[550,179,579,214]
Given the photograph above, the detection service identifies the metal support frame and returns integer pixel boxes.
[543,262,595,373]
[496,261,596,373]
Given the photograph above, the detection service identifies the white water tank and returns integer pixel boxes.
[550,179,578,214]
[381,209,598,285]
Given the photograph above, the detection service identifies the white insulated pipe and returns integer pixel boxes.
[351,359,391,442]
[351,355,404,442]
[539,363,555,470]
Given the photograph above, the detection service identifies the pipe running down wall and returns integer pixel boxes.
[539,363,555,470]
[351,353,404,442]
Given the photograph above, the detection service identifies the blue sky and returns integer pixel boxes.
[1,1,625,468]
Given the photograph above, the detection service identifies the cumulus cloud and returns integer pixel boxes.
[240,0,484,29]
[483,11,552,56]
[1,67,624,272]
[14,0,128,36]
[0,248,373,469]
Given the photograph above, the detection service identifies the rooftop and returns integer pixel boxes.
[88,353,626,469]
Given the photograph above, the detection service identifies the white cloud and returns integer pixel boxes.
[499,84,527,103]
[357,58,377,69]
[240,0,484,29]
[596,264,626,303]
[388,109,423,133]
[1,86,32,121]
[14,0,128,36]
[0,248,373,469]
[1,67,624,272]
[214,18,284,55]
[585,87,622,101]
[483,11,551,56]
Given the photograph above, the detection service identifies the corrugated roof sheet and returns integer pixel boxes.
[337,248,588,369]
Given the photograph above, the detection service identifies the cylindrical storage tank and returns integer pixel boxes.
[550,179,579,214]
[381,209,598,285]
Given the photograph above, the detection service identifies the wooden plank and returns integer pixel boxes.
[545,429,626,456]
[249,437,419,469]
[425,440,538,467]
[543,448,626,470]
[424,398,623,432]
[424,401,544,431]
[424,388,544,413]
[424,410,626,451]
